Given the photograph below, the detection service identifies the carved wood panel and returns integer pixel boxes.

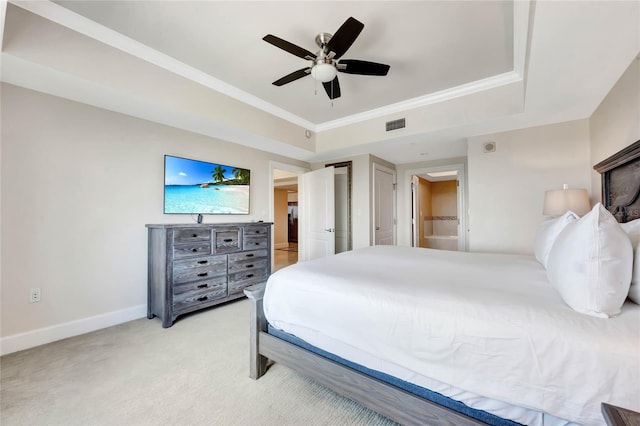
[594,140,640,223]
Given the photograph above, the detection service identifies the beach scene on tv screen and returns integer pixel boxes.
[164,156,250,214]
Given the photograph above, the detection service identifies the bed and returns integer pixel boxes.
[244,140,640,426]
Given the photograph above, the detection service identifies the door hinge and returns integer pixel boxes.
[392,183,397,190]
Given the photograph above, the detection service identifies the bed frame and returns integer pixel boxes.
[245,140,640,426]
[594,139,640,223]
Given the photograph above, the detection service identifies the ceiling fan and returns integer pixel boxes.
[263,17,390,100]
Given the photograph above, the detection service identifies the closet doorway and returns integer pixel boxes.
[410,164,466,251]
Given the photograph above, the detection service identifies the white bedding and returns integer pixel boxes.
[264,245,640,426]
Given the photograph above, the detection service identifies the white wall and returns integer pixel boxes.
[0,84,308,352]
[590,57,640,200]
[467,120,592,254]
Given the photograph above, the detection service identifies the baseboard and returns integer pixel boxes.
[0,304,147,356]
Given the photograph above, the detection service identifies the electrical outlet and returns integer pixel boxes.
[29,288,41,303]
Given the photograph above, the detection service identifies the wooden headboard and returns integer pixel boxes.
[594,140,640,223]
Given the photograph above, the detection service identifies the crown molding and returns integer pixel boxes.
[315,71,523,132]
[9,0,316,131]
[10,0,529,135]
[513,0,531,77]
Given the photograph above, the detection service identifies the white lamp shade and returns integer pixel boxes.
[543,188,590,216]
[311,63,337,83]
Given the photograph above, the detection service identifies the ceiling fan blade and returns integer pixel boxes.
[322,77,341,100]
[272,68,311,86]
[339,59,390,76]
[326,17,364,59]
[263,34,315,59]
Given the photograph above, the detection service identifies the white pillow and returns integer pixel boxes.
[534,210,579,268]
[620,218,640,304]
[546,203,633,318]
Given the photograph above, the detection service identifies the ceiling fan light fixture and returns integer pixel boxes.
[311,63,337,82]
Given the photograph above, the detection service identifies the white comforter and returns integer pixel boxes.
[264,246,640,426]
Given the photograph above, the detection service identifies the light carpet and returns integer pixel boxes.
[1,299,396,425]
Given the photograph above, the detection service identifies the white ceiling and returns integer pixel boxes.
[1,1,639,164]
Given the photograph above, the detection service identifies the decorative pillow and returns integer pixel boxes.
[620,218,640,304]
[546,204,633,318]
[534,210,579,268]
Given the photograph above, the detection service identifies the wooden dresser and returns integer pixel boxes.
[146,222,272,327]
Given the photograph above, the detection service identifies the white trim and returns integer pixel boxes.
[9,0,316,131]
[0,0,7,55]
[0,304,146,355]
[407,164,467,252]
[513,0,531,77]
[10,0,529,134]
[316,72,522,132]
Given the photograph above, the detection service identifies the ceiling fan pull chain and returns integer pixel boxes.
[331,83,334,107]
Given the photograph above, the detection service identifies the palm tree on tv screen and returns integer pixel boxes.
[232,167,250,184]
[212,165,226,183]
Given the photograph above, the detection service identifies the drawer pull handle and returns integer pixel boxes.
[197,284,208,289]
[254,242,259,245]
[197,272,208,277]
[246,254,254,258]
[246,274,254,278]
[197,296,208,302]
[192,233,197,238]
[197,260,208,265]
[245,264,254,268]
[191,248,198,252]
[223,238,233,243]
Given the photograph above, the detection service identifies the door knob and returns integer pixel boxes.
[324,228,335,232]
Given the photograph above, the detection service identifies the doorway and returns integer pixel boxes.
[325,161,352,253]
[410,164,466,251]
[271,163,307,271]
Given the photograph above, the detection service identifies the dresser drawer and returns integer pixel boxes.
[228,249,267,263]
[173,276,227,296]
[243,225,269,237]
[215,229,241,253]
[173,260,228,284]
[243,236,268,250]
[228,258,268,274]
[173,285,227,313]
[173,228,211,244]
[173,255,227,271]
[173,243,211,259]
[228,268,269,294]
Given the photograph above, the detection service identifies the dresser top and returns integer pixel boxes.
[146,222,272,229]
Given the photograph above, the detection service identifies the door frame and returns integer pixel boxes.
[372,162,397,245]
[269,161,310,270]
[407,163,467,251]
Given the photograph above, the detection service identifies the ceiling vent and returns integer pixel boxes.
[386,118,406,132]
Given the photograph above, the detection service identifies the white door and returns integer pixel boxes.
[373,164,396,245]
[299,167,335,261]
[411,175,419,247]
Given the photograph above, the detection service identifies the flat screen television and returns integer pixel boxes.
[164,155,250,215]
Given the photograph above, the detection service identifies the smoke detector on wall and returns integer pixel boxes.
[483,141,496,153]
